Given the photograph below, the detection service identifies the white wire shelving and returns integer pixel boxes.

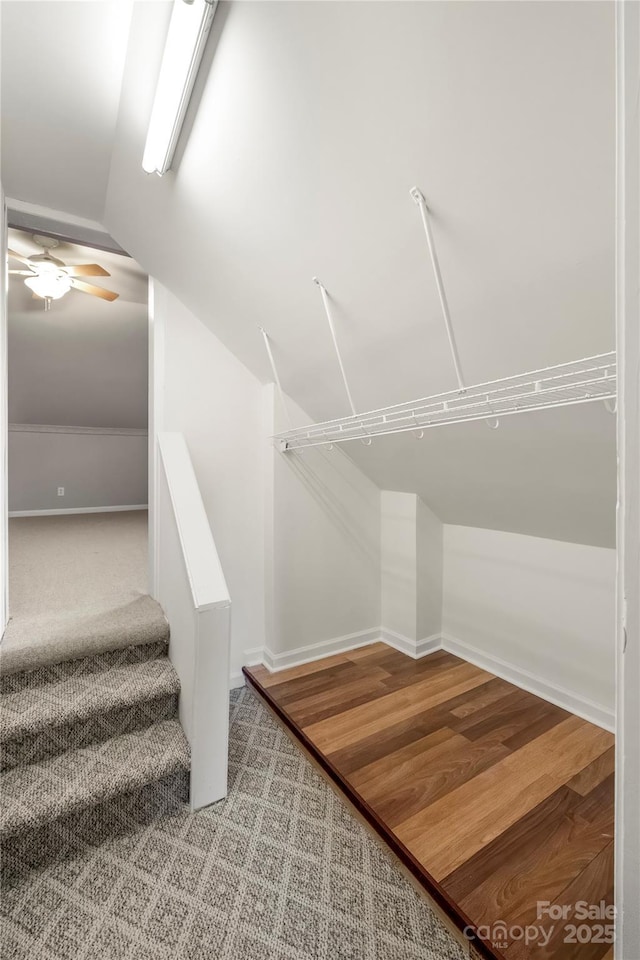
[274,352,617,452]
[262,185,616,454]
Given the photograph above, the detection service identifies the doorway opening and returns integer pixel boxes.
[3,226,155,670]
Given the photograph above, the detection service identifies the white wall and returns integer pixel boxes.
[381,491,417,642]
[442,524,616,726]
[8,294,149,430]
[417,497,443,641]
[8,426,148,513]
[265,385,381,667]
[380,491,442,652]
[153,283,266,682]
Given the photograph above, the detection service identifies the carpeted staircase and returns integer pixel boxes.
[0,599,190,882]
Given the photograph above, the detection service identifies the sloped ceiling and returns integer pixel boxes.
[7,229,148,429]
[0,1,133,221]
[1,1,616,546]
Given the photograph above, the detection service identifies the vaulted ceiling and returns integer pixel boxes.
[1,1,617,546]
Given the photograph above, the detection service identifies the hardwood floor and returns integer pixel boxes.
[244,645,615,960]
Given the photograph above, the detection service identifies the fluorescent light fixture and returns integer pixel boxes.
[142,0,218,176]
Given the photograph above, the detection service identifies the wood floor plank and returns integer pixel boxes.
[303,661,493,753]
[449,677,516,718]
[272,660,387,706]
[502,705,570,751]
[376,650,461,680]
[451,688,529,734]
[356,731,511,828]
[504,842,614,960]
[344,642,390,661]
[565,747,615,797]
[281,653,468,724]
[394,716,613,880]
[326,702,461,775]
[326,678,513,775]
[378,653,470,693]
[350,726,462,789]
[284,668,392,726]
[571,772,615,825]
[457,694,570,748]
[351,725,461,789]
[442,787,582,903]
[456,780,613,932]
[247,664,271,686]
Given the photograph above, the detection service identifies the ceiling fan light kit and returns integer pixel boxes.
[25,272,72,303]
[8,236,119,310]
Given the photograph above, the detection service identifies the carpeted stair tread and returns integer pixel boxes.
[0,639,168,695]
[0,657,180,743]
[0,719,190,837]
[0,594,169,678]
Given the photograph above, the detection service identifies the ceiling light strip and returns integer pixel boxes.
[142,0,218,176]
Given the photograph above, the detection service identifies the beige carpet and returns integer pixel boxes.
[1,512,167,675]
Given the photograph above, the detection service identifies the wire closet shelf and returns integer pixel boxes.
[274,352,617,452]
[263,186,615,453]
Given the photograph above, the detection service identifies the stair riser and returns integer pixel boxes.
[0,641,169,695]
[2,770,189,886]
[1,693,179,771]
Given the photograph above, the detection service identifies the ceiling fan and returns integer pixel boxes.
[8,235,119,311]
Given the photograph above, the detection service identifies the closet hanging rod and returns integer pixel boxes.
[274,351,616,451]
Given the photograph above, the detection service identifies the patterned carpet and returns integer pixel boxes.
[1,687,465,960]
[1,655,180,770]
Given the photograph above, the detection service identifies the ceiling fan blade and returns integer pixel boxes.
[69,278,119,301]
[9,270,34,275]
[63,263,111,278]
[32,292,44,300]
[8,248,34,267]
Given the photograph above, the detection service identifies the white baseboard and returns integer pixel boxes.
[380,627,442,660]
[9,505,148,518]
[241,627,613,732]
[245,627,615,732]
[245,626,439,675]
[259,626,381,674]
[229,671,246,690]
[441,632,615,732]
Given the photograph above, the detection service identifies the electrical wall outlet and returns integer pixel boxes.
[57,487,65,497]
